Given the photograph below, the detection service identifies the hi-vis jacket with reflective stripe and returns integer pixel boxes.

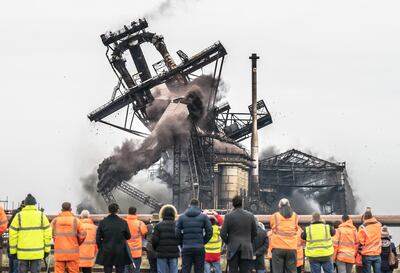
[79,218,98,268]
[270,212,299,250]
[333,220,359,263]
[305,223,334,258]
[296,227,305,267]
[51,211,86,261]
[358,217,382,256]
[0,207,8,235]
[8,205,52,260]
[205,225,222,254]
[126,215,148,258]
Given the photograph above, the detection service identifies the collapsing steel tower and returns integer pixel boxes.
[259,149,357,215]
[87,19,273,211]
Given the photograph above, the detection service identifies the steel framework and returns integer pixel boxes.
[88,19,273,210]
[259,149,356,214]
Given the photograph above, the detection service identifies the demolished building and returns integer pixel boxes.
[259,149,357,214]
[86,18,355,214]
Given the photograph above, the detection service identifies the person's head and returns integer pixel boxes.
[61,202,72,211]
[128,206,137,215]
[382,225,391,239]
[363,210,373,220]
[189,199,199,207]
[159,204,177,220]
[342,214,350,223]
[232,195,242,208]
[20,200,25,208]
[333,220,341,228]
[208,214,217,225]
[108,203,119,214]
[311,211,322,223]
[24,194,37,206]
[80,210,90,219]
[278,198,290,208]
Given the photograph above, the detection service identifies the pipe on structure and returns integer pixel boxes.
[249,53,260,199]
[9,214,400,226]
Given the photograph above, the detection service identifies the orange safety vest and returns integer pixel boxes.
[358,217,382,256]
[270,212,299,250]
[79,218,97,268]
[0,207,8,235]
[333,220,359,263]
[296,227,305,267]
[126,215,148,258]
[267,230,273,259]
[51,211,86,261]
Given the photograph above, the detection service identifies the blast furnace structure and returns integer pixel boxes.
[88,18,355,214]
[88,19,272,212]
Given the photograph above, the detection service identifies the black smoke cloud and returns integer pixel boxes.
[78,75,223,211]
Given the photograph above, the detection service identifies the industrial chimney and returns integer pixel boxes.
[250,53,260,199]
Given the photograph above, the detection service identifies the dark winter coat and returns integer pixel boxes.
[381,241,397,271]
[96,214,131,266]
[152,218,180,258]
[176,206,213,252]
[253,225,268,270]
[220,208,257,260]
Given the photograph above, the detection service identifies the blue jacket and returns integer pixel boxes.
[175,206,212,252]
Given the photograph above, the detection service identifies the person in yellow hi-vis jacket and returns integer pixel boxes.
[9,194,52,273]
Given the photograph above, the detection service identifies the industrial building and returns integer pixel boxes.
[87,18,355,214]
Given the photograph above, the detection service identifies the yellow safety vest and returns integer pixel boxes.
[305,223,334,258]
[9,205,52,260]
[205,225,222,254]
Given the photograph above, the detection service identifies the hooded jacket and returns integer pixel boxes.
[333,219,359,263]
[176,206,212,252]
[152,204,180,258]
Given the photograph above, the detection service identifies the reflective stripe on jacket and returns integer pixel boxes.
[333,220,359,263]
[8,205,52,260]
[270,212,298,250]
[305,223,334,258]
[296,227,305,267]
[205,225,222,254]
[358,217,382,256]
[51,211,86,261]
[126,215,148,258]
[0,207,8,235]
[79,218,97,267]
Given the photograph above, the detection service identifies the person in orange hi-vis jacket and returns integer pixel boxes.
[126,206,148,273]
[333,215,359,273]
[51,202,86,273]
[296,226,305,273]
[0,206,8,235]
[358,208,382,273]
[270,198,299,273]
[79,210,98,273]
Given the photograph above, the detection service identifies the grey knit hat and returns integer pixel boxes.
[24,194,37,205]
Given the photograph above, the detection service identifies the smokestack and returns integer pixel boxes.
[250,53,260,199]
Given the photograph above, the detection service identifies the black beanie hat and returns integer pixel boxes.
[24,194,37,205]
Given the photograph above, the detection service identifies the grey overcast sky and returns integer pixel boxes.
[1,0,399,219]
